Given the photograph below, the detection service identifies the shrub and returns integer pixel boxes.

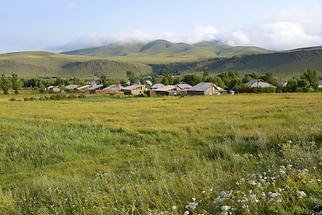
[78,94,86,99]
[9,97,16,102]
[67,95,77,99]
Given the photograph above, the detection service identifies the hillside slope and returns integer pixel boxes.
[63,40,272,63]
[0,52,151,79]
[150,46,322,78]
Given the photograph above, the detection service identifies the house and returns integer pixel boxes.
[176,83,192,90]
[88,85,104,94]
[122,84,145,95]
[187,82,220,96]
[175,83,192,95]
[65,84,79,91]
[145,80,153,90]
[47,86,60,93]
[319,80,322,88]
[246,79,274,88]
[153,85,177,96]
[76,85,92,92]
[96,84,123,95]
[151,83,165,90]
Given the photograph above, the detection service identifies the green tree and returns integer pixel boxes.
[161,74,174,85]
[202,67,209,81]
[11,73,21,94]
[261,73,277,86]
[0,74,11,94]
[301,69,319,89]
[39,82,46,94]
[182,75,201,86]
[126,71,138,85]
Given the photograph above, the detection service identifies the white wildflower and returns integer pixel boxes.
[248,180,257,186]
[249,194,259,203]
[184,211,190,215]
[186,201,198,210]
[221,205,231,211]
[172,205,177,210]
[297,191,307,198]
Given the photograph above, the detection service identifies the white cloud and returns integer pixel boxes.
[226,8,322,50]
[52,7,322,52]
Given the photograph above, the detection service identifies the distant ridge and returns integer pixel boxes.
[63,39,272,63]
[1,42,322,79]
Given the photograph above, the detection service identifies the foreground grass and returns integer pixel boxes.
[0,93,321,214]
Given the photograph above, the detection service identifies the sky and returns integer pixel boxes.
[1,0,322,52]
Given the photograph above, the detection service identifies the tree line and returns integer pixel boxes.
[0,74,21,94]
[1,69,320,95]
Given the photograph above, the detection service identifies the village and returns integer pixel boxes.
[46,79,282,96]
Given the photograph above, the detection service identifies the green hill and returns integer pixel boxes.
[0,51,151,79]
[63,40,272,64]
[151,46,322,78]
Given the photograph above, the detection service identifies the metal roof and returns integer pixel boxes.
[88,85,104,90]
[151,83,165,89]
[176,83,192,89]
[245,79,273,88]
[123,84,143,90]
[103,84,123,91]
[156,85,176,91]
[188,82,218,92]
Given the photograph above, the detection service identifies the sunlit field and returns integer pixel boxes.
[0,93,321,214]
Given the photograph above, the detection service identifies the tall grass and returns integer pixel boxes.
[0,93,321,214]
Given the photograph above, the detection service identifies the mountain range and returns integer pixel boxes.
[0,40,321,79]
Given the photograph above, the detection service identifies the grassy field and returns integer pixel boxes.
[0,92,321,214]
[0,52,151,79]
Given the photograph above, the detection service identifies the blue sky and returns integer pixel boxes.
[1,0,322,52]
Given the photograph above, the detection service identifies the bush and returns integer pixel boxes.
[9,98,16,102]
[78,94,86,99]
[67,95,77,99]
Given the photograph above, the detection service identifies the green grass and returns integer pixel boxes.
[0,92,321,214]
[0,52,151,79]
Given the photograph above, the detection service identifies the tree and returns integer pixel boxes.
[207,76,225,87]
[202,67,209,81]
[0,74,11,94]
[182,75,201,86]
[261,73,277,86]
[11,73,21,94]
[161,73,174,85]
[126,71,139,85]
[301,69,319,89]
[39,82,46,93]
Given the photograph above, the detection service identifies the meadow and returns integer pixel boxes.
[0,92,321,214]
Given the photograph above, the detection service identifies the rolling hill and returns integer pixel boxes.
[150,46,322,78]
[1,42,322,80]
[63,40,272,64]
[0,52,151,79]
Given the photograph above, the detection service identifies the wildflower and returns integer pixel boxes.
[221,205,231,212]
[192,197,196,202]
[299,169,309,174]
[268,192,279,198]
[249,194,259,203]
[213,197,222,204]
[186,201,198,210]
[184,211,190,215]
[297,191,307,198]
[242,204,249,209]
[248,180,257,186]
[172,206,177,210]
